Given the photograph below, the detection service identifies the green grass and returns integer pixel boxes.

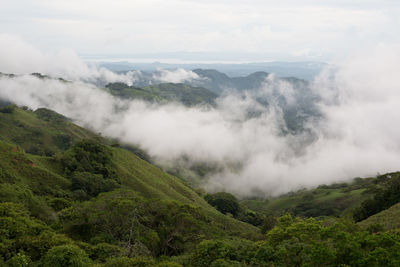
[241,185,371,218]
[0,105,260,239]
[358,203,400,230]
[0,106,101,156]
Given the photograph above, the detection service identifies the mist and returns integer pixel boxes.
[1,38,400,197]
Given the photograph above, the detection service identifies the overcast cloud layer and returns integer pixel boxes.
[1,37,400,197]
[1,1,399,61]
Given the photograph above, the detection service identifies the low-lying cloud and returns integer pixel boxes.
[0,34,140,85]
[1,37,400,197]
[152,68,204,84]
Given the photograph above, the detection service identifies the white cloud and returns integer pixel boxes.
[152,68,204,83]
[1,43,400,197]
[0,1,398,60]
[1,19,400,197]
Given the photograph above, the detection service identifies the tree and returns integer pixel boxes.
[41,244,91,267]
[204,192,239,216]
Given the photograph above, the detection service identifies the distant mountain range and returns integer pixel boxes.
[98,61,327,80]
[105,82,218,107]
[106,69,320,133]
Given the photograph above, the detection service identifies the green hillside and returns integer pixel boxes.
[2,105,400,266]
[242,178,375,218]
[0,105,101,156]
[0,105,262,265]
[358,202,400,231]
[105,82,217,106]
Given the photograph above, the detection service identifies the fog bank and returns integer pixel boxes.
[1,38,400,196]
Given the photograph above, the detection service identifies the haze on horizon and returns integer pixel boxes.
[1,0,399,63]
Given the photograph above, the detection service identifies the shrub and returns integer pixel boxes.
[104,256,155,267]
[204,192,239,216]
[41,244,91,267]
[62,139,116,180]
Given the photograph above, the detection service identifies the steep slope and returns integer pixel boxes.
[0,106,259,235]
[358,202,400,230]
[0,105,102,156]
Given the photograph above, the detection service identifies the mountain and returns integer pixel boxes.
[0,105,261,265]
[106,69,320,134]
[192,69,270,93]
[98,61,326,80]
[2,104,400,265]
[105,82,217,107]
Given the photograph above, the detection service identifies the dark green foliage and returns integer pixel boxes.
[61,140,121,199]
[34,108,69,123]
[205,192,240,216]
[70,172,119,199]
[40,244,92,267]
[205,192,270,228]
[5,252,31,267]
[104,256,155,267]
[190,214,400,266]
[47,198,71,212]
[260,216,277,234]
[60,190,212,257]
[62,140,116,178]
[0,167,16,183]
[190,239,256,267]
[0,184,55,222]
[89,242,122,263]
[52,134,73,150]
[354,172,400,222]
[0,105,15,114]
[236,209,265,227]
[0,202,71,262]
[190,240,232,267]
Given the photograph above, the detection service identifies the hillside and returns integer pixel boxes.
[2,105,400,265]
[358,202,400,231]
[0,105,102,156]
[105,82,217,106]
[242,178,375,218]
[0,105,261,265]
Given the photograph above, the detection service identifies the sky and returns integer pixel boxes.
[1,0,399,62]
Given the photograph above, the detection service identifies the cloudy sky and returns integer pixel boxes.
[1,0,399,62]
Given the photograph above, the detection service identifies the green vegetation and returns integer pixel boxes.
[241,178,375,218]
[205,192,240,216]
[0,106,100,156]
[105,82,217,106]
[0,105,259,266]
[358,202,400,231]
[2,105,400,266]
[188,214,400,266]
[354,172,400,222]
